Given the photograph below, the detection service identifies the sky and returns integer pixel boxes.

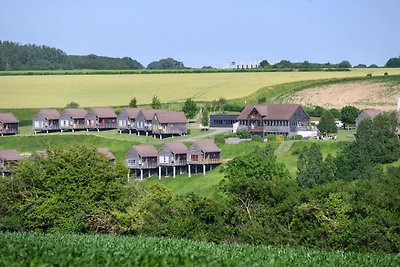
[1,0,400,68]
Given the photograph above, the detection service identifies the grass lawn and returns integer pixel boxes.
[1,69,400,109]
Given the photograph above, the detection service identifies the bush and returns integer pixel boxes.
[214,134,226,144]
[252,135,263,142]
[286,135,303,141]
[235,130,252,139]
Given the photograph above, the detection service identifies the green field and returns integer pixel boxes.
[0,232,397,267]
[1,68,399,108]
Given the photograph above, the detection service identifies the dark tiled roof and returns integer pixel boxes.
[194,140,220,153]
[97,148,116,160]
[0,149,22,161]
[122,108,141,118]
[141,109,166,120]
[40,109,61,120]
[64,108,87,118]
[165,142,188,154]
[90,107,117,118]
[0,113,19,123]
[238,104,303,120]
[134,145,158,157]
[155,111,187,123]
[360,109,383,119]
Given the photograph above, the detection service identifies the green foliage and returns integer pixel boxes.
[338,60,352,68]
[235,130,252,139]
[259,60,270,68]
[214,134,226,144]
[329,108,341,119]
[251,135,263,142]
[129,97,137,107]
[201,109,209,127]
[318,110,337,134]
[147,58,186,70]
[385,56,400,68]
[65,101,79,108]
[68,54,143,70]
[257,96,266,103]
[151,95,161,109]
[182,98,198,119]
[340,106,360,127]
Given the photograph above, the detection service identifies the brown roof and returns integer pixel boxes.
[97,148,116,160]
[165,142,188,154]
[64,108,87,118]
[134,145,158,157]
[194,140,220,153]
[40,109,61,120]
[0,149,22,161]
[238,104,304,120]
[122,108,141,118]
[360,109,383,119]
[0,113,19,123]
[141,109,166,120]
[90,107,117,118]
[155,111,187,123]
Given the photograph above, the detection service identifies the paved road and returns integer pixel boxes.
[181,128,231,142]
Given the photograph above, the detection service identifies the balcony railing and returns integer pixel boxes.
[188,158,222,164]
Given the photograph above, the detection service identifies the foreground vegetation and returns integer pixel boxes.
[0,232,398,267]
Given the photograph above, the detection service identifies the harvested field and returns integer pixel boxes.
[285,81,400,110]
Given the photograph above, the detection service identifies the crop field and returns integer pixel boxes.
[0,232,398,267]
[1,68,400,109]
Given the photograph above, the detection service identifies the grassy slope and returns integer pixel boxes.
[0,232,398,267]
[1,69,399,109]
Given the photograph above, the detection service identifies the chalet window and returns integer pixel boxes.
[127,159,136,166]
[159,156,169,163]
[119,120,126,127]
[190,154,199,161]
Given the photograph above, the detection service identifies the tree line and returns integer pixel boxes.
[0,112,399,253]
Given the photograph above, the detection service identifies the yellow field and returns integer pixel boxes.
[1,68,399,108]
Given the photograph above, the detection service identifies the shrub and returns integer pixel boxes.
[235,130,252,139]
[214,134,226,144]
[252,135,263,142]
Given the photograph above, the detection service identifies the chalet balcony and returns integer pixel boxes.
[248,126,264,132]
[188,158,222,165]
[1,128,18,134]
[127,162,158,169]
[265,126,290,132]
[159,160,187,166]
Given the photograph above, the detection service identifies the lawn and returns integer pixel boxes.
[1,69,399,109]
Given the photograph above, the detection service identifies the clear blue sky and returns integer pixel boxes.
[1,0,399,68]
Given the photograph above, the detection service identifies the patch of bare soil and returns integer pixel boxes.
[285,81,400,111]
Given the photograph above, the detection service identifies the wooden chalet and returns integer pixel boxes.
[152,111,187,138]
[97,147,116,164]
[210,114,238,128]
[85,107,117,131]
[355,109,382,128]
[187,140,221,177]
[0,149,22,176]
[135,109,165,135]
[0,113,19,136]
[125,145,158,180]
[117,108,141,134]
[59,108,87,132]
[237,104,310,136]
[157,142,188,178]
[33,109,61,133]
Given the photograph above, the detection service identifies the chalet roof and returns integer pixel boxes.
[237,104,304,120]
[141,109,166,120]
[165,142,188,154]
[133,145,158,157]
[39,109,61,120]
[63,108,87,118]
[358,109,383,119]
[0,149,22,161]
[97,148,116,160]
[121,108,141,118]
[193,140,220,153]
[0,113,19,123]
[89,107,117,118]
[155,111,187,123]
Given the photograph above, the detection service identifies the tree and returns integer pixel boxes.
[259,60,270,68]
[201,108,209,127]
[329,108,341,119]
[296,144,323,188]
[338,60,352,68]
[151,95,161,109]
[340,106,360,128]
[65,101,79,108]
[129,97,137,108]
[182,98,198,119]
[318,110,337,134]
[354,64,367,68]
[384,57,400,68]
[146,58,185,70]
[368,64,378,68]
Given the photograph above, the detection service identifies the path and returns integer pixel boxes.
[274,141,294,156]
[181,128,231,142]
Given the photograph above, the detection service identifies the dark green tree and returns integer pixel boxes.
[340,106,360,128]
[182,98,198,119]
[201,108,209,127]
[65,101,79,108]
[129,97,137,108]
[338,60,352,68]
[146,58,185,69]
[329,108,341,119]
[151,95,161,109]
[296,144,323,188]
[384,57,400,68]
[259,60,270,68]
[318,110,337,134]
